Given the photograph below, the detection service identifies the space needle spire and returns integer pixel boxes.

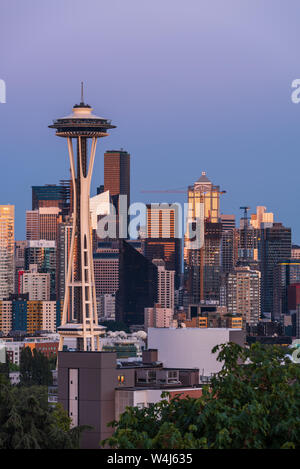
[81,81,84,104]
[49,89,116,351]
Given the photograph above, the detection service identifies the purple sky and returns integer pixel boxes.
[1,0,300,240]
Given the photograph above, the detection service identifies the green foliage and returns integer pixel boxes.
[102,342,300,449]
[0,354,9,380]
[0,379,83,449]
[8,362,19,372]
[52,403,72,433]
[19,347,53,387]
[99,321,131,333]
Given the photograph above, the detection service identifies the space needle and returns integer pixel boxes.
[49,84,116,351]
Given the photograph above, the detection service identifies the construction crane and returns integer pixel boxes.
[140,187,187,194]
[141,187,226,195]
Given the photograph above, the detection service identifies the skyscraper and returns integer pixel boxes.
[93,244,119,319]
[220,215,238,274]
[220,214,235,232]
[273,259,300,320]
[152,259,175,310]
[0,206,15,300]
[104,150,130,208]
[260,223,292,316]
[184,173,222,303]
[26,210,39,241]
[222,266,261,326]
[116,240,157,325]
[144,204,181,289]
[187,172,221,223]
[32,181,71,217]
[203,221,223,301]
[49,89,115,351]
[14,240,27,294]
[56,220,72,306]
[26,207,62,242]
[104,150,130,236]
[250,206,274,229]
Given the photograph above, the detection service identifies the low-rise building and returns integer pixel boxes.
[148,327,245,381]
[144,304,177,329]
[57,349,204,449]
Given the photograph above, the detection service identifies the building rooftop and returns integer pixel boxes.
[196,171,211,183]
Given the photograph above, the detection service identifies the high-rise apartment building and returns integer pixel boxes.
[223,266,261,326]
[39,207,62,241]
[220,215,237,274]
[14,240,27,293]
[56,220,72,305]
[20,265,50,301]
[3,297,59,335]
[0,301,12,335]
[0,205,15,300]
[25,240,56,300]
[26,210,39,240]
[11,296,28,332]
[260,223,291,316]
[237,225,261,264]
[152,259,175,310]
[26,207,62,242]
[98,294,116,321]
[93,248,119,297]
[27,300,58,334]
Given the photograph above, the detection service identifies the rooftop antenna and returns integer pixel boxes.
[81,81,84,104]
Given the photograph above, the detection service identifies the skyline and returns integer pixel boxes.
[1,0,300,240]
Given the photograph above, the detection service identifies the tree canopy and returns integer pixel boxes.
[0,375,83,449]
[103,342,300,449]
[19,347,53,387]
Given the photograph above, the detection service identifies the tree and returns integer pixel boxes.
[0,354,9,380]
[99,321,131,333]
[0,376,84,449]
[19,347,52,387]
[102,342,300,449]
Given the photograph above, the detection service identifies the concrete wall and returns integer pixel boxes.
[58,351,135,449]
[148,327,245,378]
